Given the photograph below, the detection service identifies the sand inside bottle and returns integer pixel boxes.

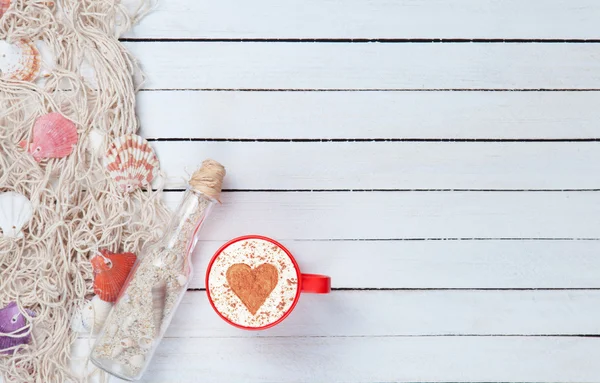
[91,195,210,379]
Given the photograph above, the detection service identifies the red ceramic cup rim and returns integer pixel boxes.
[205,235,303,330]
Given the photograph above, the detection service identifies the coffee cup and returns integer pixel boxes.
[206,235,331,330]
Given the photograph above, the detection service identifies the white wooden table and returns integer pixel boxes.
[77,1,600,382]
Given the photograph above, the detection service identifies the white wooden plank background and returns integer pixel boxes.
[160,192,600,240]
[125,0,600,39]
[73,338,600,383]
[151,142,600,189]
[127,42,600,90]
[137,91,600,139]
[71,1,600,382]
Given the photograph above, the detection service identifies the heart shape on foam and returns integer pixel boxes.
[226,263,279,315]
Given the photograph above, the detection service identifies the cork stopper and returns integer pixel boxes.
[189,159,226,202]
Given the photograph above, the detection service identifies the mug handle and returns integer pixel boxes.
[301,274,331,293]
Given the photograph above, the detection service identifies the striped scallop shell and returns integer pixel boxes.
[104,134,159,193]
[0,40,41,82]
[0,0,11,18]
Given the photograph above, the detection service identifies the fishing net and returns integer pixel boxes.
[0,0,169,381]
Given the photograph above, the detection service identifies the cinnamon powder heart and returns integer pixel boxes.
[226,263,279,315]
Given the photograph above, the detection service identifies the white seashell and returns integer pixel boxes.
[176,274,188,287]
[120,338,134,348]
[70,296,113,334]
[129,354,145,368]
[138,336,153,350]
[104,134,159,193]
[111,345,124,358]
[0,191,33,238]
[71,300,94,333]
[151,280,167,335]
[85,127,106,156]
[0,39,40,82]
[90,295,113,329]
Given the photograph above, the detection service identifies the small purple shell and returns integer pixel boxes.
[0,302,35,355]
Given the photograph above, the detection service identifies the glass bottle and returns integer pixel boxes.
[90,160,225,381]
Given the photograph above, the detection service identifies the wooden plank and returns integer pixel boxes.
[70,337,600,383]
[162,290,600,337]
[126,42,600,90]
[152,141,600,190]
[137,91,600,139]
[162,191,600,240]
[186,240,600,289]
[126,0,600,39]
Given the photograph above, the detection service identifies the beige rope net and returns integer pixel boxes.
[0,0,168,381]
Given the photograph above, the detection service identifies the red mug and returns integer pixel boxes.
[206,235,331,330]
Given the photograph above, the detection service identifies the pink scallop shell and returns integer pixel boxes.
[19,112,78,162]
[0,0,10,18]
[104,134,159,193]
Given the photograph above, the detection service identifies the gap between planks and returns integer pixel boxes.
[139,88,600,91]
[121,38,600,43]
[147,138,600,142]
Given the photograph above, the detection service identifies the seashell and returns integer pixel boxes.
[70,296,113,333]
[0,302,35,355]
[19,112,78,162]
[91,249,136,302]
[120,338,134,348]
[138,336,153,350]
[111,345,124,358]
[90,295,113,327]
[0,0,11,18]
[129,354,145,369]
[0,191,33,238]
[151,280,167,335]
[70,300,93,333]
[104,134,159,193]
[85,127,106,156]
[0,39,40,82]
[176,274,188,287]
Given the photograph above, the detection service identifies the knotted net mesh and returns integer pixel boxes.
[0,1,169,381]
